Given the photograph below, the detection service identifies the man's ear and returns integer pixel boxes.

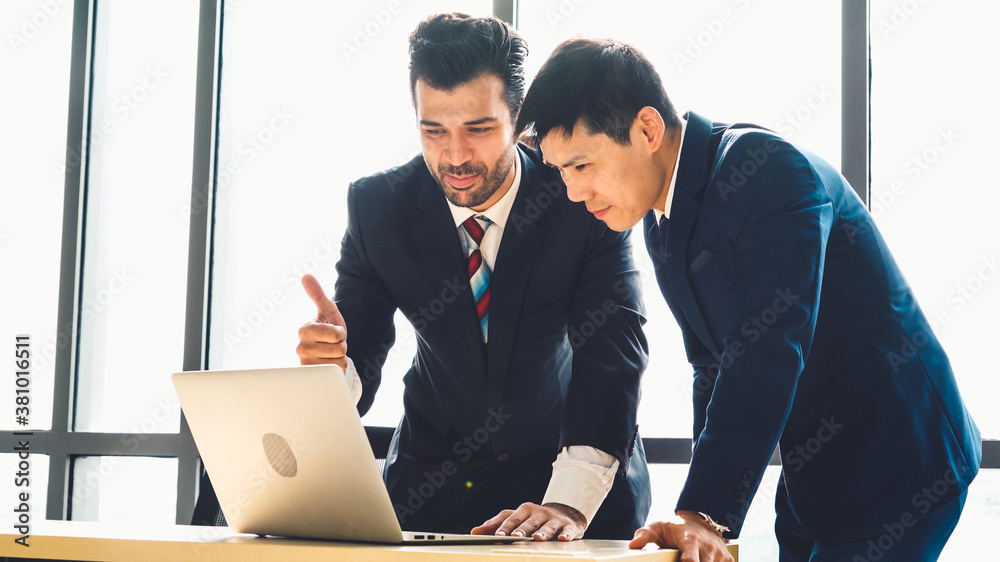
[635,106,666,153]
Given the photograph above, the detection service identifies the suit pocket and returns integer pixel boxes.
[688,250,726,287]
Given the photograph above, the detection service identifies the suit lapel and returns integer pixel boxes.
[411,174,488,375]
[487,147,548,409]
[664,112,721,356]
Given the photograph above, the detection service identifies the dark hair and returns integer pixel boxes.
[409,13,528,121]
[516,37,680,145]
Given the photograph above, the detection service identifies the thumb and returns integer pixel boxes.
[301,274,346,327]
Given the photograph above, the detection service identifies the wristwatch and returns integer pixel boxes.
[696,512,730,537]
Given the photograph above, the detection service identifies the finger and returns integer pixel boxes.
[496,505,533,536]
[532,519,577,542]
[629,527,659,550]
[301,274,346,327]
[470,510,514,535]
[511,512,551,538]
[299,323,348,345]
[296,341,348,361]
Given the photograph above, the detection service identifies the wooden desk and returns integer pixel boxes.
[0,520,738,561]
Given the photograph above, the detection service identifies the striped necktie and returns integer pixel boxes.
[462,215,492,343]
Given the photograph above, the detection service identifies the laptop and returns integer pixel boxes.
[172,364,530,544]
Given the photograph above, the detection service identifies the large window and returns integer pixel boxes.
[0,0,76,432]
[870,0,1000,439]
[0,0,73,528]
[2,2,995,558]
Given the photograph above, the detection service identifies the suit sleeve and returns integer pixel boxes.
[560,223,649,478]
[675,135,834,538]
[334,182,398,416]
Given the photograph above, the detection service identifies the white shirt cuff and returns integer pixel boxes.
[343,357,362,406]
[541,446,619,528]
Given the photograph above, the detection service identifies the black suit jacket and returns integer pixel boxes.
[645,112,980,543]
[335,144,651,538]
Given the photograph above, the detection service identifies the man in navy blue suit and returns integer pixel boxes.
[515,38,981,560]
[296,15,650,541]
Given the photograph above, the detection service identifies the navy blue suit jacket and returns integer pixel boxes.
[645,112,981,543]
[335,144,651,537]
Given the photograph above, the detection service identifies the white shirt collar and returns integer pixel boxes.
[654,116,687,223]
[447,149,522,229]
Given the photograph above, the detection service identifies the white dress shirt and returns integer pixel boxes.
[654,116,687,223]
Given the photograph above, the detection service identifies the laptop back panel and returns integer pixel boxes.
[173,365,403,542]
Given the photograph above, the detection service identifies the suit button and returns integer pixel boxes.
[497,452,510,463]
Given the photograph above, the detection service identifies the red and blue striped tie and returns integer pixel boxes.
[462,216,492,343]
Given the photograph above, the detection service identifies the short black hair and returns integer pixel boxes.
[409,13,528,122]
[516,37,680,145]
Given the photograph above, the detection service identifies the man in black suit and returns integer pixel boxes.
[296,14,650,541]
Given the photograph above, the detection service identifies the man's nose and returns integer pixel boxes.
[444,134,474,167]
[564,176,590,203]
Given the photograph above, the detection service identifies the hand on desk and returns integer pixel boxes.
[629,510,733,561]
[297,274,349,371]
[471,502,586,541]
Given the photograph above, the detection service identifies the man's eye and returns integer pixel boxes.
[469,127,491,134]
[575,164,588,172]
[424,129,444,136]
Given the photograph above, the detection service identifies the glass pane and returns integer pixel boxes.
[0,0,75,431]
[518,0,842,437]
[0,454,50,527]
[70,456,177,523]
[209,1,492,428]
[74,0,199,432]
[871,0,1000,438]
